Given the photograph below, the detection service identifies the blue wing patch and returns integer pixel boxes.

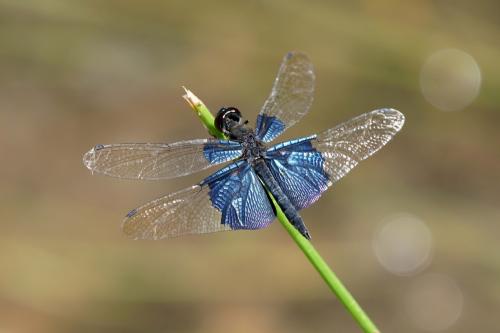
[255,114,285,143]
[201,161,276,230]
[203,140,243,164]
[265,136,331,210]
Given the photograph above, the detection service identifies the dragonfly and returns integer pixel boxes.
[83,52,405,240]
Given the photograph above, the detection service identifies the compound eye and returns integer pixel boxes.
[215,107,241,134]
[227,113,240,121]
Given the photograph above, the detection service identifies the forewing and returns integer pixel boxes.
[123,161,276,239]
[266,108,405,210]
[255,52,315,143]
[83,139,242,180]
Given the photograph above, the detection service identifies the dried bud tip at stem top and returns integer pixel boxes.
[182,86,203,110]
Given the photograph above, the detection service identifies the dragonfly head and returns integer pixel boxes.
[215,107,249,139]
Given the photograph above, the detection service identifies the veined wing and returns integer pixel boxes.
[265,108,405,210]
[265,136,331,210]
[255,52,315,143]
[83,139,242,180]
[123,161,276,239]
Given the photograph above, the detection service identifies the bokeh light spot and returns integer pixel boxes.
[373,213,433,276]
[420,48,481,111]
[406,273,464,331]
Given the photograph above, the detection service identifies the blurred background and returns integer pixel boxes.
[1,0,499,332]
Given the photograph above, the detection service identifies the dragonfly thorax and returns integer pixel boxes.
[216,107,267,161]
[240,132,267,163]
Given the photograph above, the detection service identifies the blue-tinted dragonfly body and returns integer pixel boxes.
[83,52,405,240]
[201,116,318,238]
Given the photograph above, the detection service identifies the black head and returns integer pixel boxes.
[215,107,248,137]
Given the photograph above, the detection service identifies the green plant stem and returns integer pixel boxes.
[270,195,380,333]
[183,88,380,333]
[183,87,224,139]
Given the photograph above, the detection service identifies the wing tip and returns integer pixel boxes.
[82,145,99,172]
[121,210,148,240]
[125,208,138,218]
[285,50,310,61]
[82,144,108,173]
[375,108,405,132]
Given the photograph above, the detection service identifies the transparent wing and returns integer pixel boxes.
[314,108,405,184]
[255,52,315,143]
[122,185,231,239]
[83,139,242,180]
[266,108,405,210]
[123,161,276,239]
